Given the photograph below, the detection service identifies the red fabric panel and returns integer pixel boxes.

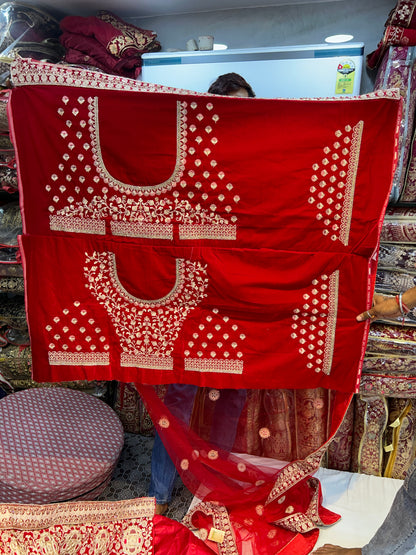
[8,81,401,392]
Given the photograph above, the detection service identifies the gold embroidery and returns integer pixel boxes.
[291,271,339,375]
[111,221,173,240]
[120,354,173,370]
[90,98,187,196]
[0,497,155,529]
[184,358,243,374]
[179,223,237,240]
[323,270,339,375]
[182,502,238,555]
[84,252,208,361]
[310,121,364,246]
[266,446,326,503]
[48,352,110,366]
[50,214,106,235]
[51,92,235,239]
[340,120,363,245]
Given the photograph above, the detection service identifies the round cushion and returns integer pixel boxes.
[0,387,124,503]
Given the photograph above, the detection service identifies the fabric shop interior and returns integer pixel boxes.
[1,0,416,553]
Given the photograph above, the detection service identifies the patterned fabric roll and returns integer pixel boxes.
[360,373,416,397]
[0,344,31,380]
[386,0,416,29]
[380,206,416,243]
[375,269,416,293]
[0,262,23,278]
[351,395,388,476]
[362,355,416,375]
[378,243,416,271]
[0,277,23,295]
[384,397,416,479]
[0,166,18,194]
[374,46,416,202]
[326,393,355,471]
[0,294,27,330]
[366,323,416,355]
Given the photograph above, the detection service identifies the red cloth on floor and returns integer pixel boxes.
[154,515,214,554]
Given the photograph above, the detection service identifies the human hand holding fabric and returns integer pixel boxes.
[356,286,416,323]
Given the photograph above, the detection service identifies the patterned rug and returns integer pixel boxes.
[97,433,193,522]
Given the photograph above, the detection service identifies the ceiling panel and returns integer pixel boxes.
[24,0,343,18]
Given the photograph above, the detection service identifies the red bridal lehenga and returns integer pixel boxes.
[8,58,401,554]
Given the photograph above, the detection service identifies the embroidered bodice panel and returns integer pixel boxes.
[84,252,208,358]
[48,94,237,241]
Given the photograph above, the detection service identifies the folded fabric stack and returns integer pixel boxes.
[345,2,416,478]
[373,45,416,202]
[367,0,416,70]
[113,382,165,435]
[59,11,161,79]
[355,238,416,477]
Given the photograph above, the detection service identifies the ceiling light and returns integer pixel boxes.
[213,43,228,50]
[325,34,354,44]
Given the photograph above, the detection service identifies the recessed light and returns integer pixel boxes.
[213,43,228,50]
[325,34,354,44]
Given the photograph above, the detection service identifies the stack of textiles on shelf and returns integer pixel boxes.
[59,10,161,79]
[367,0,416,70]
[352,1,416,479]
[373,43,416,202]
[355,243,416,478]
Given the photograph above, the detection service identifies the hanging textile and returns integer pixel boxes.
[8,58,401,555]
[9,60,400,392]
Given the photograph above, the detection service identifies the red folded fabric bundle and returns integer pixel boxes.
[60,10,160,77]
[367,25,416,69]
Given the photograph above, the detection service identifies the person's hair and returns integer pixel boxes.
[208,72,255,97]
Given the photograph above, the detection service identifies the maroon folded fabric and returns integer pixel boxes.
[367,25,416,69]
[60,11,160,78]
[386,0,416,29]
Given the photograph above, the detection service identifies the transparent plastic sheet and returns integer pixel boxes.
[135,382,351,555]
[374,46,416,203]
[0,2,63,86]
[0,201,21,246]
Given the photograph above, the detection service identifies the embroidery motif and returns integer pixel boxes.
[183,307,245,374]
[90,98,187,196]
[182,502,238,555]
[309,121,364,245]
[0,498,154,555]
[46,302,110,366]
[47,93,237,240]
[266,446,326,504]
[290,271,339,375]
[84,252,208,368]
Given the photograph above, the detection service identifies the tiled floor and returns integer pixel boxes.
[97,433,193,521]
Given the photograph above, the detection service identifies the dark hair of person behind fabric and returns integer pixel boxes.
[208,72,256,97]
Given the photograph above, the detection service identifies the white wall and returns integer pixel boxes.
[127,0,396,93]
